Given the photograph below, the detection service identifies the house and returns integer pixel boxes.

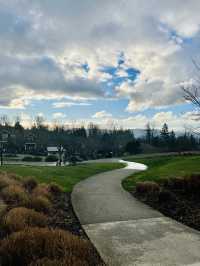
[2,131,8,141]
[47,146,59,155]
[24,143,36,153]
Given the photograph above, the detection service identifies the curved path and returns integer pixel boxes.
[72,159,200,266]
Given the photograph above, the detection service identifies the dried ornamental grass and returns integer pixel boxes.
[136,181,160,194]
[32,184,52,200]
[0,199,7,217]
[3,207,48,232]
[0,227,97,266]
[23,177,38,192]
[1,184,30,206]
[29,196,52,213]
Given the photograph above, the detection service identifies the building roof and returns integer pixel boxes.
[47,146,58,152]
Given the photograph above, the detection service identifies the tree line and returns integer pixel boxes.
[0,115,199,159]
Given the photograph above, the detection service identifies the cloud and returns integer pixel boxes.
[90,110,200,131]
[1,0,200,112]
[52,101,91,108]
[52,112,66,119]
[0,55,105,108]
[17,109,200,132]
[92,110,113,119]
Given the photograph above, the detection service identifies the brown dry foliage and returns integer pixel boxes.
[163,173,200,194]
[164,177,186,190]
[136,181,160,194]
[185,173,200,193]
[48,182,63,196]
[0,174,18,191]
[23,177,38,192]
[29,196,52,213]
[0,227,97,266]
[6,173,21,181]
[32,184,52,200]
[1,184,30,206]
[3,207,48,232]
[29,256,88,266]
[0,199,7,217]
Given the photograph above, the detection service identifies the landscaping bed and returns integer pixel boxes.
[0,172,103,266]
[133,175,200,231]
[122,155,200,231]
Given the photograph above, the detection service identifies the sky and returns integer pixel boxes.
[0,0,200,131]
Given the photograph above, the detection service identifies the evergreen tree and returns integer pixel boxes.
[160,123,169,144]
[169,130,176,151]
[145,123,153,144]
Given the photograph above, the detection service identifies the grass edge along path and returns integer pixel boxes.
[0,162,124,192]
[122,155,200,191]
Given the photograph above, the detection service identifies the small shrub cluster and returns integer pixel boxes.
[0,227,96,266]
[163,173,200,194]
[32,184,52,200]
[30,256,85,266]
[1,184,30,207]
[0,199,7,217]
[136,181,160,194]
[29,196,51,213]
[45,155,58,162]
[3,207,48,232]
[22,156,42,162]
[0,174,19,191]
[48,182,63,196]
[0,172,100,266]
[135,173,200,199]
[23,177,38,192]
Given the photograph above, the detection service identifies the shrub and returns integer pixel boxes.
[163,174,200,194]
[136,181,160,194]
[45,155,58,162]
[3,207,48,232]
[158,190,177,203]
[29,256,87,266]
[0,227,96,266]
[32,184,52,200]
[48,183,63,196]
[29,196,51,213]
[0,199,7,217]
[6,173,21,181]
[23,177,38,192]
[22,156,42,162]
[185,173,200,193]
[164,177,186,190]
[0,175,14,190]
[1,185,30,206]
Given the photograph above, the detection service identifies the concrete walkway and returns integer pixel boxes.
[72,159,200,266]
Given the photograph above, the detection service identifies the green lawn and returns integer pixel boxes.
[0,163,124,192]
[122,155,200,191]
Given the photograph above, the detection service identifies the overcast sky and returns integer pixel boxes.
[0,0,200,130]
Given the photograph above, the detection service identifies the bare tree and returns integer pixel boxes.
[182,86,200,110]
[0,115,10,127]
[35,115,45,129]
[182,61,200,134]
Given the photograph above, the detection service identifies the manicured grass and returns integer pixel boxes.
[122,155,200,191]
[0,163,124,192]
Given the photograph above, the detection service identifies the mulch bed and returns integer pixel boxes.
[133,185,200,231]
[48,192,104,264]
[49,192,85,237]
